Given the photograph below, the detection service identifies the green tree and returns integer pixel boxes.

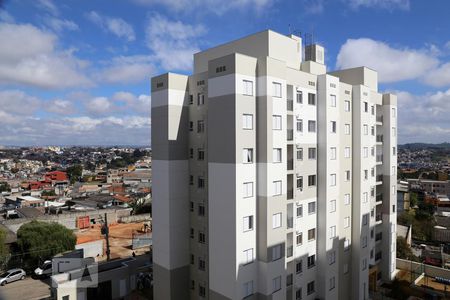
[0,228,10,267]
[66,164,83,184]
[16,221,76,268]
[41,190,56,197]
[409,192,418,208]
[396,237,420,262]
[0,182,10,193]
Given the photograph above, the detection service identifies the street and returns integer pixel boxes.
[0,277,51,300]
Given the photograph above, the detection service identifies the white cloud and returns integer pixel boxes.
[0,23,91,89]
[44,17,79,32]
[133,0,274,14]
[112,91,151,115]
[86,97,113,115]
[344,0,410,10]
[86,11,135,42]
[0,90,40,115]
[336,38,439,83]
[97,55,154,84]
[46,99,77,115]
[0,10,14,23]
[422,62,450,87]
[145,14,206,71]
[37,0,59,16]
[395,89,450,143]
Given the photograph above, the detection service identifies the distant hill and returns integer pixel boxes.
[399,142,450,150]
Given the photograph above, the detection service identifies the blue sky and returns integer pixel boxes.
[0,0,449,146]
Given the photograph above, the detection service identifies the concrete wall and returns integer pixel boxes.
[119,214,151,224]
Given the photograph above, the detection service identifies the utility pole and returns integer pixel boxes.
[104,213,111,261]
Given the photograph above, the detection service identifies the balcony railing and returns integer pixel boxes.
[375,232,382,241]
[287,246,293,258]
[287,159,294,170]
[287,189,294,200]
[376,194,383,202]
[376,175,383,182]
[375,252,382,261]
[287,217,293,229]
[376,135,383,143]
[376,115,383,123]
[376,214,382,222]
[287,129,293,141]
[376,155,383,163]
[287,99,293,111]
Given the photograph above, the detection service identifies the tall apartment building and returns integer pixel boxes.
[151,30,397,300]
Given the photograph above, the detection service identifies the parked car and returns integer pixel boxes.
[0,269,26,286]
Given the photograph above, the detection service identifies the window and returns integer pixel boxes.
[330,121,337,133]
[198,177,205,189]
[296,148,303,160]
[296,176,303,190]
[243,216,253,231]
[328,251,336,265]
[296,288,302,300]
[308,229,316,241]
[190,254,195,264]
[330,174,336,186]
[308,120,316,132]
[308,201,316,214]
[191,280,195,290]
[344,216,350,228]
[189,175,194,185]
[243,80,253,96]
[363,192,368,203]
[243,182,253,198]
[273,115,282,130]
[330,147,336,160]
[199,284,206,297]
[362,236,367,248]
[190,201,194,212]
[198,231,206,243]
[344,100,350,112]
[392,107,396,117]
[296,91,303,103]
[216,65,226,73]
[363,214,369,225]
[273,180,282,196]
[344,147,350,158]
[198,148,205,160]
[345,170,350,181]
[330,94,336,107]
[392,166,396,175]
[344,194,351,205]
[243,114,253,129]
[363,101,368,112]
[371,105,375,115]
[189,95,193,105]
[296,119,303,132]
[307,281,315,295]
[272,245,282,261]
[371,187,375,197]
[392,127,396,137]
[371,126,375,136]
[344,239,350,251]
[330,200,336,213]
[329,226,336,239]
[243,281,253,298]
[392,185,396,195]
[197,120,205,133]
[308,147,316,159]
[371,147,375,157]
[392,147,396,155]
[296,205,303,218]
[344,124,350,135]
[308,93,316,105]
[329,277,335,291]
[197,93,205,105]
[344,264,349,274]
[363,147,368,158]
[243,248,254,264]
[364,169,368,180]
[272,213,282,228]
[308,175,316,186]
[363,124,368,135]
[307,254,316,268]
[189,148,194,159]
[198,205,205,216]
[296,260,303,274]
[296,232,303,245]
[198,257,206,270]
[189,121,193,131]
[273,82,282,98]
[371,168,375,177]
[272,276,281,293]
[243,148,253,163]
[190,228,194,238]
[273,148,282,163]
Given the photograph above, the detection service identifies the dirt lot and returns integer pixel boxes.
[76,222,151,260]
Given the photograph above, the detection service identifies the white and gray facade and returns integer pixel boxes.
[151,30,397,300]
